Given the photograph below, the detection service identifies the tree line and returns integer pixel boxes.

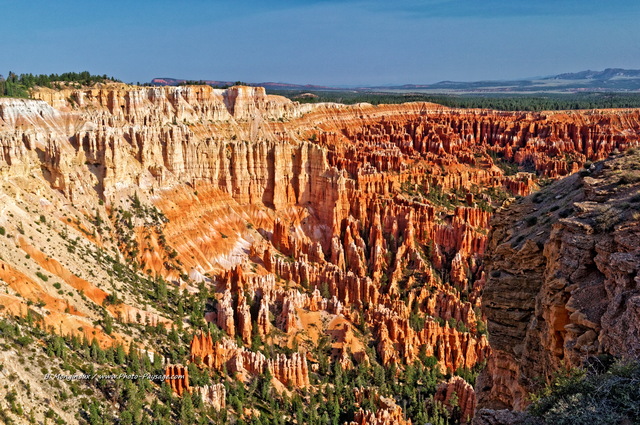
[0,71,120,98]
[270,89,640,111]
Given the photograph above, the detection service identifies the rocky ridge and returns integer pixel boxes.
[477,149,640,412]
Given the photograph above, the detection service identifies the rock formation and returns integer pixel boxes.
[190,333,310,388]
[193,383,226,411]
[347,390,413,425]
[471,409,527,425]
[435,376,476,424]
[477,150,640,411]
[165,364,189,396]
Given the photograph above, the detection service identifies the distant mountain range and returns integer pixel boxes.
[150,78,338,92]
[151,68,640,93]
[545,68,640,81]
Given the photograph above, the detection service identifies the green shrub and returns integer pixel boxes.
[16,335,33,347]
[529,359,640,425]
[618,172,640,185]
[593,207,620,232]
[409,312,426,331]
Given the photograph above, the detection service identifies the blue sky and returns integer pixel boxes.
[2,0,640,85]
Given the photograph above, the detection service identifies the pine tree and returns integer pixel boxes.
[160,382,174,404]
[180,393,195,424]
[128,341,140,372]
[156,278,168,301]
[153,351,162,370]
[88,402,102,425]
[90,338,103,362]
[168,326,180,344]
[103,310,113,335]
[120,411,133,425]
[261,368,273,399]
[115,344,127,364]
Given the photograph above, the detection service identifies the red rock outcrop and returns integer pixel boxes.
[435,376,476,424]
[165,364,189,396]
[190,331,216,367]
[269,352,310,387]
[257,295,271,337]
[165,362,226,410]
[217,290,236,337]
[370,306,489,372]
[236,292,253,344]
[279,295,302,333]
[189,333,310,388]
[347,392,412,425]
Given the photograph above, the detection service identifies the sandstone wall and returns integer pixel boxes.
[477,151,640,410]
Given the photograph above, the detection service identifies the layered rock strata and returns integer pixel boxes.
[477,150,640,410]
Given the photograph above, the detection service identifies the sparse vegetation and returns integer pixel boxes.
[528,359,640,425]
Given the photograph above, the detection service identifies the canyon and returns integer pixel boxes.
[0,83,639,424]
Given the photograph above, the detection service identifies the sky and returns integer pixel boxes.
[2,0,640,86]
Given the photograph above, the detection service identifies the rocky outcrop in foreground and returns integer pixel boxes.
[477,150,640,411]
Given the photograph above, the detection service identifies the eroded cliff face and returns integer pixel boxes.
[477,150,640,411]
[1,83,640,424]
